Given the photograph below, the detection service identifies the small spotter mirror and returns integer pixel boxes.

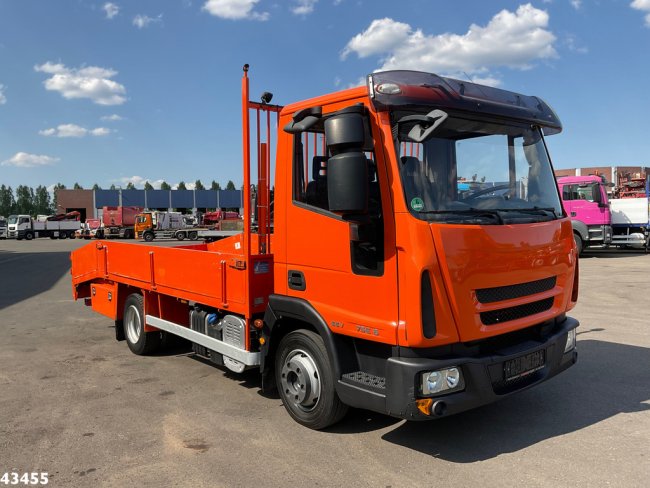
[399,109,448,143]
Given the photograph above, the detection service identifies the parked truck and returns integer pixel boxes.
[70,67,579,429]
[0,216,7,239]
[98,206,142,239]
[76,218,102,240]
[135,210,243,242]
[557,174,649,253]
[8,212,81,240]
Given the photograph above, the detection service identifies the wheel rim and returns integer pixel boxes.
[125,304,142,344]
[280,349,321,412]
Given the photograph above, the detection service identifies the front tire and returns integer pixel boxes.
[275,330,348,430]
[189,231,198,241]
[143,231,155,242]
[573,232,583,256]
[123,294,161,355]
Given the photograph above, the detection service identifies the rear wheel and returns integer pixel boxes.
[123,293,161,355]
[189,231,198,241]
[24,232,33,241]
[573,232,583,256]
[275,330,348,430]
[176,231,186,241]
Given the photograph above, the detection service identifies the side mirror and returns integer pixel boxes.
[324,108,369,215]
[327,153,368,213]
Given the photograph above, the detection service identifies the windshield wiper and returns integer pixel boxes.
[418,209,504,224]
[493,207,559,219]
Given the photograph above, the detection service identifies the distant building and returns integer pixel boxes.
[555,166,647,186]
[56,189,242,222]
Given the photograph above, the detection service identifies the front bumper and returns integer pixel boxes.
[336,315,578,420]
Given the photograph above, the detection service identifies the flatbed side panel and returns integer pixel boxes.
[101,242,247,310]
[71,242,106,292]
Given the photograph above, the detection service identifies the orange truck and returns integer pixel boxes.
[71,66,579,429]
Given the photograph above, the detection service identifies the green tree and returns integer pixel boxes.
[92,183,101,190]
[15,185,34,215]
[210,180,221,190]
[109,184,116,190]
[226,180,236,190]
[51,183,66,213]
[177,181,187,190]
[143,181,154,191]
[73,182,83,190]
[0,185,15,216]
[194,179,205,191]
[33,186,51,215]
[126,182,136,190]
[160,181,171,190]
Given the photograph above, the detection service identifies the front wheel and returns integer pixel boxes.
[188,231,198,241]
[176,231,186,241]
[275,330,348,430]
[573,232,583,256]
[123,294,161,355]
[143,231,155,242]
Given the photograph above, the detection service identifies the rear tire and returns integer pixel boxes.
[275,330,348,430]
[189,231,198,241]
[123,293,161,355]
[176,231,185,241]
[24,232,33,241]
[573,232,583,256]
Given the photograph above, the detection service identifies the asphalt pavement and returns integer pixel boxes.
[0,238,648,487]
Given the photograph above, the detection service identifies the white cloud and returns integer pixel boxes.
[34,61,127,106]
[631,0,650,27]
[570,0,582,9]
[0,84,6,105]
[103,2,119,19]
[292,0,318,15]
[202,0,269,21]
[39,124,112,138]
[101,114,123,122]
[116,176,166,189]
[341,18,412,59]
[341,4,557,85]
[133,14,163,29]
[1,152,60,168]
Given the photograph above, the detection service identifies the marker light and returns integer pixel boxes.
[375,83,401,95]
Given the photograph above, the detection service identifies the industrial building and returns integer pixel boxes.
[554,166,648,188]
[56,188,242,222]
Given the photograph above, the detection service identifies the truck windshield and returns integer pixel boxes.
[395,112,563,224]
[8,215,18,225]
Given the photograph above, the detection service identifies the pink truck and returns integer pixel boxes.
[557,175,649,253]
[98,206,143,239]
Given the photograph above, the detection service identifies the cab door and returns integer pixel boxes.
[283,108,398,346]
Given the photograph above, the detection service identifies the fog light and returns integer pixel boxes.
[421,367,464,396]
[564,328,577,353]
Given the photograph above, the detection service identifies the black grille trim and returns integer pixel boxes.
[476,276,557,304]
[480,297,554,325]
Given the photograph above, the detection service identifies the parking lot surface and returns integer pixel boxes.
[1,239,649,487]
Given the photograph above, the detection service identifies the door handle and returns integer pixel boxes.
[288,270,306,291]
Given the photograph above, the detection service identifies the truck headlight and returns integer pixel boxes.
[421,367,464,396]
[564,328,577,353]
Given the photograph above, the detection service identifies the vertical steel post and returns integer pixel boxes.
[242,65,251,261]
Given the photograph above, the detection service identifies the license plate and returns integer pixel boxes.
[504,349,546,381]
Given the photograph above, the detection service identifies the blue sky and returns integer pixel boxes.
[1,0,649,191]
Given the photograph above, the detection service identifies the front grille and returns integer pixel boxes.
[476,277,557,304]
[480,297,554,325]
